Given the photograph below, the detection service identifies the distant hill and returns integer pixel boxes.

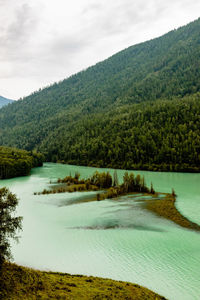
[0,18,200,171]
[0,96,13,108]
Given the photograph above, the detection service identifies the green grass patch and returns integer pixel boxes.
[144,193,200,231]
[0,262,166,300]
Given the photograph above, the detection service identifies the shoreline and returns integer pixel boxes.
[56,161,200,174]
[0,262,166,300]
[144,193,200,231]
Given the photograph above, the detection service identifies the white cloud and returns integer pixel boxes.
[0,0,200,99]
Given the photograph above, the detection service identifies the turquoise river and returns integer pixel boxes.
[0,163,200,300]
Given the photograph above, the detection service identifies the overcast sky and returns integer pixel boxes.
[0,0,200,100]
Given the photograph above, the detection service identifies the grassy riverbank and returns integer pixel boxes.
[144,193,200,231]
[0,262,166,300]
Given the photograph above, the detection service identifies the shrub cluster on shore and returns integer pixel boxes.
[96,171,154,200]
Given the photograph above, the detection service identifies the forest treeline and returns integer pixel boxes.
[0,18,200,171]
[41,94,200,172]
[0,147,44,179]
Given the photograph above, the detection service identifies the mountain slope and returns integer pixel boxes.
[0,18,200,171]
[0,96,13,108]
[40,93,200,171]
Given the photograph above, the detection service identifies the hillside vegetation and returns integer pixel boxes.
[0,18,200,171]
[0,263,166,300]
[0,146,44,179]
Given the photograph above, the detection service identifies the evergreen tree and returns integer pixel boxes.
[150,183,155,194]
[171,188,176,197]
[113,170,119,187]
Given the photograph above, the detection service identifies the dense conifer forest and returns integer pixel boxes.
[0,147,44,179]
[0,18,200,171]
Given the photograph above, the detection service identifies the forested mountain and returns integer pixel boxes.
[0,146,44,179]
[0,96,13,108]
[0,18,200,171]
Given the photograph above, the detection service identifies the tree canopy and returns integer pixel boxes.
[0,188,22,268]
[0,146,44,179]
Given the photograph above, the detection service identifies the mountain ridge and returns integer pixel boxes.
[0,17,200,171]
[0,96,13,108]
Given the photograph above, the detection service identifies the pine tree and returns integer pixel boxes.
[171,188,176,197]
[123,172,129,192]
[113,170,119,187]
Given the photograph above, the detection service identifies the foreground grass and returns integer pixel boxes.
[145,193,200,231]
[0,262,166,300]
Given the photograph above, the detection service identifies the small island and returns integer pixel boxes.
[35,171,200,232]
[35,170,154,199]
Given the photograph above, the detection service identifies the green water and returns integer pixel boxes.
[0,163,200,300]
